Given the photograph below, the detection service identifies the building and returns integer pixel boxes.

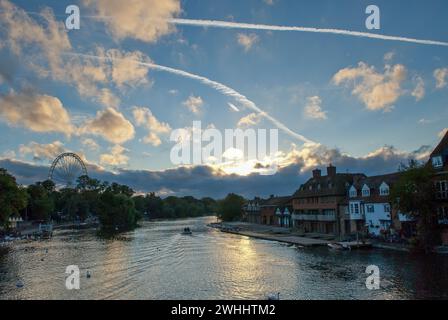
[291,165,365,237]
[274,197,293,228]
[260,196,290,225]
[243,197,263,224]
[430,130,448,244]
[346,173,404,237]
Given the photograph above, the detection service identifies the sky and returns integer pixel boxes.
[0,0,447,198]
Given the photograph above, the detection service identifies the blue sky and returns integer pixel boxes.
[0,0,447,197]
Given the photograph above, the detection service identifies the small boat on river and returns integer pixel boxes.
[181,227,192,235]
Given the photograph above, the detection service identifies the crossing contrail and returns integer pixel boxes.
[169,18,448,47]
[67,52,315,145]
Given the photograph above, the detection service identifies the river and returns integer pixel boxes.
[1,216,447,300]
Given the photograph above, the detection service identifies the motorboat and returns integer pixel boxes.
[181,227,192,235]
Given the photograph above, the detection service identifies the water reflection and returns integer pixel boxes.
[1,216,447,300]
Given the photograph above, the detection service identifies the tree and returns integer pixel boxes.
[217,193,246,222]
[27,182,55,221]
[391,160,439,251]
[0,168,27,228]
[97,191,139,232]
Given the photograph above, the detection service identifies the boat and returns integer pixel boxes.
[266,292,280,300]
[181,228,192,235]
[328,243,349,251]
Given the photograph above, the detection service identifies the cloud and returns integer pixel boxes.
[411,76,425,101]
[182,95,204,114]
[73,52,314,144]
[383,51,395,62]
[237,113,262,127]
[83,0,181,42]
[0,91,75,135]
[19,141,65,161]
[132,107,171,146]
[434,68,448,89]
[0,0,71,77]
[105,49,152,88]
[332,62,406,111]
[100,145,129,167]
[263,0,275,5]
[304,96,327,120]
[237,33,259,52]
[0,142,433,199]
[81,138,100,151]
[79,107,135,144]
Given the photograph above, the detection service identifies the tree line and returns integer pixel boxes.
[0,168,246,234]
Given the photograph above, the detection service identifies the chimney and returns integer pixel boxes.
[312,169,321,179]
[327,164,336,177]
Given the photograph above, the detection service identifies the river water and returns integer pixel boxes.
[1,216,447,300]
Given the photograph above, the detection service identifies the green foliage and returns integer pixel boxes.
[26,182,55,221]
[217,193,246,222]
[0,168,27,228]
[97,191,138,232]
[391,160,439,250]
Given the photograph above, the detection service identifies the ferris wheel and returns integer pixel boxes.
[48,153,87,188]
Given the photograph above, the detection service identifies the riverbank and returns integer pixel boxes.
[210,222,418,252]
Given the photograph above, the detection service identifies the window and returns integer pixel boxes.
[354,203,359,214]
[349,186,357,198]
[366,205,374,213]
[384,204,390,213]
[380,187,389,196]
[362,188,370,197]
[436,181,448,199]
[432,155,443,168]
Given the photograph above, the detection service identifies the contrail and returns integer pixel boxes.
[169,18,448,47]
[67,52,315,145]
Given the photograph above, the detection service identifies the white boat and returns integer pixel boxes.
[328,243,348,251]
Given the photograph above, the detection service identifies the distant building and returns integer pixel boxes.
[243,198,263,224]
[260,196,291,226]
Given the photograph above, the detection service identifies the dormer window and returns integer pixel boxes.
[432,155,443,168]
[362,184,370,197]
[379,182,390,196]
[349,186,357,198]
[309,185,313,191]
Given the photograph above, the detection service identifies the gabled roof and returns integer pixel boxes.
[292,173,366,198]
[260,196,291,207]
[431,130,448,158]
[351,172,401,189]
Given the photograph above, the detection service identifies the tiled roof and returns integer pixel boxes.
[292,173,366,198]
[431,130,448,158]
[352,172,401,189]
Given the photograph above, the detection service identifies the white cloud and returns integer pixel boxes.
[237,113,262,127]
[332,62,407,111]
[79,108,135,144]
[100,145,129,166]
[237,33,259,52]
[83,0,181,43]
[19,141,65,161]
[0,91,75,135]
[82,138,100,151]
[132,107,171,146]
[263,0,275,5]
[434,68,448,89]
[304,96,327,120]
[383,51,395,62]
[182,95,203,114]
[411,76,425,101]
[1,150,16,159]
